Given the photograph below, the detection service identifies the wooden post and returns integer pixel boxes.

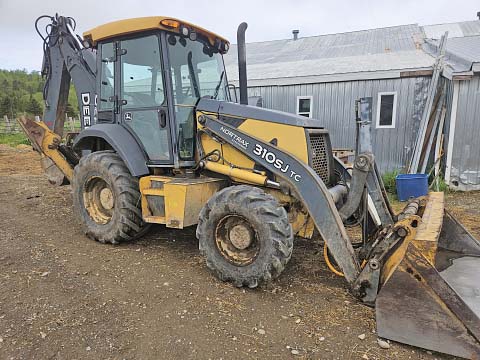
[4,115,11,133]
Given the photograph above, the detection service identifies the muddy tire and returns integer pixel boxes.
[72,151,149,244]
[196,185,293,288]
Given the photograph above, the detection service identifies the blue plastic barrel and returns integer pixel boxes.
[395,174,429,201]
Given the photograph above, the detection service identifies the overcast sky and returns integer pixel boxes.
[0,0,478,71]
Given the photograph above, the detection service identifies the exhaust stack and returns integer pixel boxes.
[237,22,248,105]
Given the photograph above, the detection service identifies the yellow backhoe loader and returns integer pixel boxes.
[19,14,480,358]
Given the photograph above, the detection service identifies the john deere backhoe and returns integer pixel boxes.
[19,14,480,357]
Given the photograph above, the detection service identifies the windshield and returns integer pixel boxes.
[167,34,229,102]
[167,33,229,160]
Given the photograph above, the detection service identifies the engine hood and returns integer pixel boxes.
[197,98,324,129]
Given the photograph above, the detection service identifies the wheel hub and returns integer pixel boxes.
[215,215,259,266]
[229,224,253,250]
[99,188,114,210]
[83,176,114,224]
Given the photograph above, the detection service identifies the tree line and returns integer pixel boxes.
[0,69,79,119]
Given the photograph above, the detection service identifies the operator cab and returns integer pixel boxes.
[84,17,230,167]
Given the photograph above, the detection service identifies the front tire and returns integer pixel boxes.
[196,185,293,288]
[72,151,149,244]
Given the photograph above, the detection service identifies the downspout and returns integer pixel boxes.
[237,22,248,105]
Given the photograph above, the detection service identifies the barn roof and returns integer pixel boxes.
[423,20,480,39]
[224,20,480,85]
[423,35,480,76]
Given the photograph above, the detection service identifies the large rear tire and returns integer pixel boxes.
[72,151,150,244]
[196,185,293,288]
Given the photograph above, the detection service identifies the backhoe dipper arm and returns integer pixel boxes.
[38,15,96,137]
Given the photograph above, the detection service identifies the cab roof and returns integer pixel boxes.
[83,16,229,47]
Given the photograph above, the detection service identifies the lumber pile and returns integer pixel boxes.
[408,32,449,184]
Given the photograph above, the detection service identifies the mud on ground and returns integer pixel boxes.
[1,145,477,359]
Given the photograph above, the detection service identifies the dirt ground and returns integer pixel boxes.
[1,146,478,360]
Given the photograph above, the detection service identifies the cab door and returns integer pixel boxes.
[119,34,173,164]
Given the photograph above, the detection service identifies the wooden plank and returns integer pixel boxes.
[434,108,447,178]
[409,32,448,173]
[400,69,434,78]
[420,95,446,173]
[452,75,473,81]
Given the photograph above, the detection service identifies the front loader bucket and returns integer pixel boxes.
[376,201,480,358]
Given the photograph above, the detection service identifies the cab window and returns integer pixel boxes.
[99,42,115,110]
[167,33,228,160]
[121,35,165,108]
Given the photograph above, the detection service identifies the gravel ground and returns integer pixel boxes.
[1,145,475,359]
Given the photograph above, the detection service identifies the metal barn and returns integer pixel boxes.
[224,20,480,191]
[428,35,480,191]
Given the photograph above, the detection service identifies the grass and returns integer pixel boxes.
[382,168,452,206]
[430,174,451,193]
[0,133,31,147]
[382,169,401,195]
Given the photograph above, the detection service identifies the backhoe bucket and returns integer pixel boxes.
[376,197,480,358]
[16,116,73,183]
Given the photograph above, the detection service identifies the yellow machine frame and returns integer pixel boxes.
[139,176,227,229]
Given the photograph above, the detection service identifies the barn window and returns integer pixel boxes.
[376,92,397,128]
[297,96,313,118]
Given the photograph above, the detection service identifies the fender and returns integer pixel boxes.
[73,124,149,176]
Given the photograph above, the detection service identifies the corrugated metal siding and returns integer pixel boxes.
[449,75,480,190]
[424,36,480,73]
[246,77,430,173]
[225,24,422,67]
[445,36,480,63]
[224,24,433,83]
[226,51,434,85]
[423,20,480,39]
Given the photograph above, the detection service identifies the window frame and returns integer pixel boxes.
[376,91,397,129]
[296,96,313,118]
[98,41,116,112]
[117,32,174,165]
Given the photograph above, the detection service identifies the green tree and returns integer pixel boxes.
[25,96,42,115]
[0,97,7,117]
[1,79,9,91]
[37,81,44,93]
[0,96,14,118]
[12,79,20,91]
[0,69,46,116]
[66,101,77,117]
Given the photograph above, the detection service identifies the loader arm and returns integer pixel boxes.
[198,99,407,299]
[199,114,362,284]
